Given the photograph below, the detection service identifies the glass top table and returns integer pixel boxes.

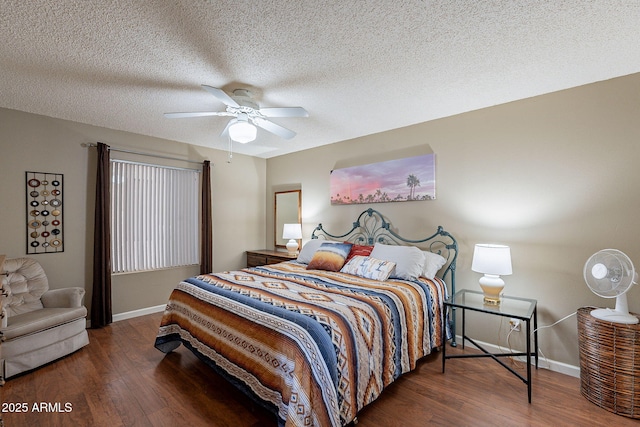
[442,289,538,403]
[445,289,537,321]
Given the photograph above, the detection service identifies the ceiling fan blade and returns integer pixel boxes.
[258,107,309,118]
[164,111,233,118]
[253,117,296,139]
[201,85,239,108]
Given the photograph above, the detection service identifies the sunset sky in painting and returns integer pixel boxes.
[330,154,435,204]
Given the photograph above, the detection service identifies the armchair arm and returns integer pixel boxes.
[41,287,86,308]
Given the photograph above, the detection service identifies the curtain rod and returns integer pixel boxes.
[82,143,207,166]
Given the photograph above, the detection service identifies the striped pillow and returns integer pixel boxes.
[307,242,353,272]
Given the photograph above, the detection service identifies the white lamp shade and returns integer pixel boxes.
[282,223,303,240]
[471,244,512,275]
[283,223,302,256]
[228,115,257,143]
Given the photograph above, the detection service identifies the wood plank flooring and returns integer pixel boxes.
[2,312,637,426]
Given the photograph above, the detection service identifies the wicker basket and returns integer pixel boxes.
[578,307,640,419]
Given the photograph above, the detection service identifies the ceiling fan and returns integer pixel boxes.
[164,85,309,143]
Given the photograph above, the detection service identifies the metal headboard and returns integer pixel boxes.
[311,208,458,345]
[311,208,458,286]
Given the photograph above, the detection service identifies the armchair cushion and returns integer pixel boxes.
[2,257,48,316]
[41,287,85,308]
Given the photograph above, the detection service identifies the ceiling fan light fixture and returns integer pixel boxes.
[165,86,307,143]
[228,114,257,143]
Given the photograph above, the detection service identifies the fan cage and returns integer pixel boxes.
[584,249,635,298]
[578,307,640,418]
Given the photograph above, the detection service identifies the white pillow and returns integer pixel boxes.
[369,243,425,280]
[296,239,338,264]
[421,251,447,280]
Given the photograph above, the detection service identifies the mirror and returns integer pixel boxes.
[274,189,301,249]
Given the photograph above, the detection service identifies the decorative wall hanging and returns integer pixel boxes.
[330,153,435,204]
[25,171,64,254]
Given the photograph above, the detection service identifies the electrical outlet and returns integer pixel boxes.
[509,318,521,332]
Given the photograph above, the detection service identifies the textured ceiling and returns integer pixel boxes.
[2,1,640,158]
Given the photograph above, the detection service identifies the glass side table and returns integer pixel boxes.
[442,289,539,403]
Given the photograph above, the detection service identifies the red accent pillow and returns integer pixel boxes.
[345,242,374,262]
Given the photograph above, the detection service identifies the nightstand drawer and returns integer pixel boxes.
[247,253,268,267]
[266,256,287,264]
[246,250,296,268]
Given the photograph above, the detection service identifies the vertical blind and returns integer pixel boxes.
[111,160,199,274]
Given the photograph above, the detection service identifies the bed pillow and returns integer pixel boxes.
[370,243,425,280]
[307,242,353,272]
[344,243,374,262]
[340,256,396,281]
[297,239,338,264]
[421,251,447,280]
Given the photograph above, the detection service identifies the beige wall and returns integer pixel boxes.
[267,73,640,367]
[0,108,266,316]
[3,72,639,367]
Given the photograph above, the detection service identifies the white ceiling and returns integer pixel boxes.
[2,1,640,158]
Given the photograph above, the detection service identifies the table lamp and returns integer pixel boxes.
[282,223,302,256]
[471,244,512,305]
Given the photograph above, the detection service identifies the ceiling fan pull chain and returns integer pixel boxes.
[227,135,233,163]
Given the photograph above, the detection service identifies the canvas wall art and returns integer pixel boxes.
[330,153,435,205]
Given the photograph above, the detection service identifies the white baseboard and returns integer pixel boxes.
[454,335,580,378]
[112,304,166,323]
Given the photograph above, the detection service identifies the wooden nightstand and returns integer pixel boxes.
[246,249,297,268]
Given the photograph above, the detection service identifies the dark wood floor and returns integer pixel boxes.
[2,312,638,427]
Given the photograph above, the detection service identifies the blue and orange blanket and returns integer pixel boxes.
[155,261,448,427]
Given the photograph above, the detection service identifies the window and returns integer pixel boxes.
[110,160,199,274]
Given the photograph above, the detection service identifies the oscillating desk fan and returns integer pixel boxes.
[583,249,639,324]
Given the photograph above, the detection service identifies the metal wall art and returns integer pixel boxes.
[330,153,436,205]
[26,171,64,254]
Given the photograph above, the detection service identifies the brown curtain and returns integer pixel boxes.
[200,160,213,274]
[91,142,112,328]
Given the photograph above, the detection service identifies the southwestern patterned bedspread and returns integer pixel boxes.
[155,261,449,427]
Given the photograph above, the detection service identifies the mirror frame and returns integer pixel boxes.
[274,189,302,249]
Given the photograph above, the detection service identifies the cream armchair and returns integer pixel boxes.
[0,257,89,381]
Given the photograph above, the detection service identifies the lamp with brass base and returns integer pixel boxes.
[471,244,512,305]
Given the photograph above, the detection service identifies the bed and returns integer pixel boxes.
[155,208,458,426]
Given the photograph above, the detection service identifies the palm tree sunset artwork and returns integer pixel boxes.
[330,154,435,205]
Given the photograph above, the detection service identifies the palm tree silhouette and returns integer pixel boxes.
[406,174,421,200]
